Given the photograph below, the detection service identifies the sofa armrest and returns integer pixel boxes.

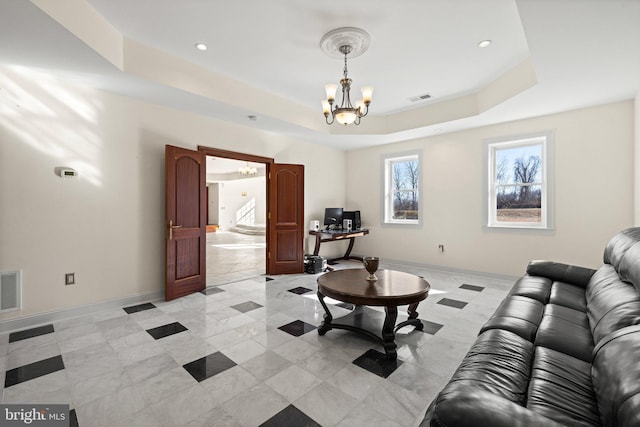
[526,260,596,288]
[421,390,565,427]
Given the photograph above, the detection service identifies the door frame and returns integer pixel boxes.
[198,146,275,274]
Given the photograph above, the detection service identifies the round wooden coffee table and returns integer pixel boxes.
[317,269,430,360]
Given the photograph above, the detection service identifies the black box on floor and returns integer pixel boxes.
[304,254,326,274]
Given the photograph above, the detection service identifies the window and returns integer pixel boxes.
[383,152,421,225]
[486,133,553,229]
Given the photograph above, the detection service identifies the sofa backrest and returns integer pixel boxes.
[591,325,640,427]
[603,227,640,292]
[586,228,640,344]
[586,265,640,343]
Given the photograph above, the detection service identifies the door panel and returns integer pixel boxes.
[268,164,304,274]
[165,145,206,301]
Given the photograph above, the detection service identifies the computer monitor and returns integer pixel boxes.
[323,208,343,229]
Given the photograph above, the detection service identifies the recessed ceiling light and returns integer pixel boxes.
[195,43,208,51]
[478,40,492,48]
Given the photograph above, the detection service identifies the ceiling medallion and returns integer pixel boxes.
[320,27,373,126]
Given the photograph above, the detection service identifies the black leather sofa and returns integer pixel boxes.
[420,227,640,427]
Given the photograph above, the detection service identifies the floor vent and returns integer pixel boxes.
[0,270,21,312]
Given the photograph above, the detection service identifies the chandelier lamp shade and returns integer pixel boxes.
[320,28,373,126]
[239,162,257,176]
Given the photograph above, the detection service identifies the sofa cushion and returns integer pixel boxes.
[508,275,552,303]
[534,308,593,362]
[443,329,535,404]
[549,281,587,312]
[592,325,640,427]
[423,390,565,427]
[526,347,600,426]
[586,264,640,343]
[479,296,544,342]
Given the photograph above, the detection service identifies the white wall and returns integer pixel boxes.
[207,183,219,225]
[216,176,266,229]
[346,101,635,276]
[0,65,346,321]
[635,91,640,225]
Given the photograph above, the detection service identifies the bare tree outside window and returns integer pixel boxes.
[493,144,543,223]
[384,154,420,224]
[392,159,419,220]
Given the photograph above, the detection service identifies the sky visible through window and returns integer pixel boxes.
[495,144,542,184]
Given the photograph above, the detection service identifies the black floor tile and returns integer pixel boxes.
[353,349,403,378]
[9,324,55,343]
[437,298,468,309]
[231,301,263,313]
[183,352,237,382]
[146,322,188,340]
[287,286,313,295]
[259,404,321,427]
[201,287,225,295]
[4,355,65,388]
[70,409,79,427]
[460,284,485,292]
[264,277,275,282]
[123,302,156,314]
[278,320,317,337]
[422,320,444,335]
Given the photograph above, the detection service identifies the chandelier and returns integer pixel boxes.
[320,28,373,126]
[239,162,257,176]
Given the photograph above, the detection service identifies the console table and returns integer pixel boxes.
[309,229,369,262]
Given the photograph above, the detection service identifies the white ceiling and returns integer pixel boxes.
[1,0,639,150]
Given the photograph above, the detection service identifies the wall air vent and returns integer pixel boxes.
[0,270,21,312]
[409,93,432,102]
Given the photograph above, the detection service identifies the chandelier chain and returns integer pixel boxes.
[343,52,349,80]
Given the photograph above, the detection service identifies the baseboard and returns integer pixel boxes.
[0,291,164,334]
[351,255,520,282]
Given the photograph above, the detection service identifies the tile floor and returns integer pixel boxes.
[0,260,514,426]
[206,230,266,287]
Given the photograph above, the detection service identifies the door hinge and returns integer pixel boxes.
[268,251,271,259]
[268,212,271,220]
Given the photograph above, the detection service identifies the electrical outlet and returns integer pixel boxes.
[65,273,75,285]
[438,244,445,253]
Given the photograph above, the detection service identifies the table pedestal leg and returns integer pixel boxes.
[394,302,424,332]
[382,306,398,359]
[317,292,332,336]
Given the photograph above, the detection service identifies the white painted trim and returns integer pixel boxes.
[350,255,520,283]
[0,291,164,334]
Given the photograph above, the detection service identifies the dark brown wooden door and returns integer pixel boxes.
[165,145,206,301]
[268,164,304,274]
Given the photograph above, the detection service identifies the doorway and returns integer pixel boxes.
[205,156,267,286]
[165,145,304,301]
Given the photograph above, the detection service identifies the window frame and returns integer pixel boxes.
[484,131,554,230]
[382,151,422,227]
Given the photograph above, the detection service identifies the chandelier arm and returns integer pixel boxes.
[325,114,335,125]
